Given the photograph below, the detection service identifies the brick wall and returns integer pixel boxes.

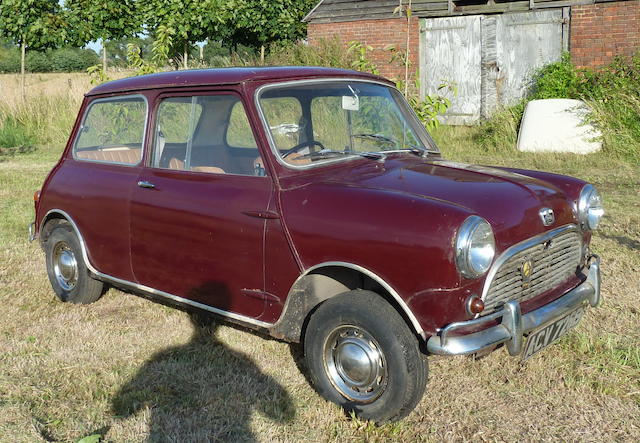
[307,1,639,77]
[307,18,420,82]
[571,1,640,69]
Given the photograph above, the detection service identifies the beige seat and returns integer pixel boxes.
[76,147,141,164]
[168,157,225,174]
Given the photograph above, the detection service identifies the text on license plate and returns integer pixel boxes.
[522,306,586,360]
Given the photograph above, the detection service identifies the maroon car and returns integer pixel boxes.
[30,67,603,422]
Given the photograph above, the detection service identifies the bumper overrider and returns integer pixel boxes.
[427,256,601,357]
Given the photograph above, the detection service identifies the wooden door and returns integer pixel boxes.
[496,10,565,105]
[420,16,482,125]
[420,10,566,124]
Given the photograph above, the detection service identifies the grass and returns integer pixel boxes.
[0,73,639,441]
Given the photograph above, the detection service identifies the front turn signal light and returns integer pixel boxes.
[466,295,485,316]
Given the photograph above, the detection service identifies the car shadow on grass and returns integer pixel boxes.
[599,233,640,251]
[111,311,295,442]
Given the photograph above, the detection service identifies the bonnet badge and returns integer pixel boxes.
[539,208,555,226]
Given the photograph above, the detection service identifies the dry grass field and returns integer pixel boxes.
[0,73,639,442]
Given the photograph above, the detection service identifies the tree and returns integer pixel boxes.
[0,0,62,100]
[217,0,316,59]
[140,0,218,69]
[105,37,154,67]
[65,0,142,72]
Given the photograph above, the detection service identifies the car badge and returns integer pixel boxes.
[521,259,534,288]
[539,207,555,226]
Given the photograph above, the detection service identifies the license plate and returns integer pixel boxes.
[522,306,586,360]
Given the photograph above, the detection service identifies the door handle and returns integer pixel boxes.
[137,180,155,189]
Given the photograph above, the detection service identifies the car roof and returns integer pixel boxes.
[87,66,390,96]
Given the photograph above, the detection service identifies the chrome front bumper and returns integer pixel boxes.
[427,256,601,357]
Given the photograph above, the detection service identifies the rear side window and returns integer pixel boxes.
[74,96,147,165]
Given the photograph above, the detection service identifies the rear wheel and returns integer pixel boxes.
[304,290,427,423]
[44,221,104,304]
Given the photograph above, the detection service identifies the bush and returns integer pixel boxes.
[0,47,99,73]
[0,46,20,73]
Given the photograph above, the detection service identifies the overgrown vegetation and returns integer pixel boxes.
[0,46,99,73]
[476,53,640,162]
[0,90,82,155]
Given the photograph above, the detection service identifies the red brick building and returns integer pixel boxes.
[304,0,640,123]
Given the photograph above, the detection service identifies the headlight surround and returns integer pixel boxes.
[578,184,604,230]
[455,216,496,279]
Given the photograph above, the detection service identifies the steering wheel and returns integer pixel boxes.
[282,140,326,159]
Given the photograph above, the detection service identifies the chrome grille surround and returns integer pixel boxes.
[480,225,582,316]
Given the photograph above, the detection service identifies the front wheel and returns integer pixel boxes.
[44,221,104,304]
[304,290,427,423]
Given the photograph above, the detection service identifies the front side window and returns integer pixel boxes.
[152,95,264,176]
[258,81,437,168]
[74,96,146,165]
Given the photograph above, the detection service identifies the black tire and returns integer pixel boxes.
[304,290,428,423]
[44,221,104,304]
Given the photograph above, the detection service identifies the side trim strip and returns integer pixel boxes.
[41,209,274,329]
[42,211,424,338]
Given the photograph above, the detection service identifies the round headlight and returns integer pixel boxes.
[578,184,604,230]
[455,216,496,279]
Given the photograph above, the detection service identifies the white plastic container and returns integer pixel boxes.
[517,99,602,154]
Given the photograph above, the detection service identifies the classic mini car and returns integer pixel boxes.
[30,67,603,422]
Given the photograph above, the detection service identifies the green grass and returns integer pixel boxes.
[0,118,638,440]
[1,68,639,440]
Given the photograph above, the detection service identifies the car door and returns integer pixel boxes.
[49,94,148,281]
[129,91,273,319]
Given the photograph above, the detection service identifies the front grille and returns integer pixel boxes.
[482,230,582,315]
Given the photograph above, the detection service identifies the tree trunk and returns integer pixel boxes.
[260,45,265,65]
[184,42,188,69]
[102,40,107,73]
[199,44,203,61]
[20,38,26,102]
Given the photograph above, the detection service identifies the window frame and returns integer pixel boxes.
[225,100,259,149]
[255,78,440,171]
[72,94,149,167]
[149,90,264,177]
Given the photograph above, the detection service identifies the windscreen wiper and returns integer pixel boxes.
[298,149,386,161]
[351,133,397,146]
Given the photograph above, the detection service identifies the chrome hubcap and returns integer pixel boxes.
[323,325,388,403]
[53,242,77,291]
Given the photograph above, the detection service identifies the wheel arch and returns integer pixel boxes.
[269,262,425,343]
[40,209,100,276]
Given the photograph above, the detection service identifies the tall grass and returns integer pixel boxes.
[0,95,80,153]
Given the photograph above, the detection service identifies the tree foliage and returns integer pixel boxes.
[140,0,218,60]
[217,0,316,50]
[64,0,142,46]
[0,0,63,49]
